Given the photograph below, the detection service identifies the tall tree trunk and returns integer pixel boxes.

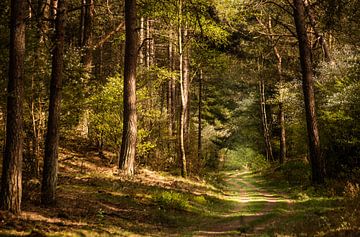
[198,69,203,161]
[278,100,286,164]
[293,0,325,184]
[183,29,190,157]
[0,0,26,215]
[30,74,40,177]
[82,0,93,72]
[167,33,177,157]
[77,0,93,137]
[119,0,137,176]
[41,0,66,205]
[178,0,187,178]
[28,0,50,178]
[168,36,174,137]
[79,0,85,47]
[259,73,274,161]
[149,20,155,66]
[266,17,286,163]
[139,17,145,65]
[146,18,151,69]
[273,47,286,164]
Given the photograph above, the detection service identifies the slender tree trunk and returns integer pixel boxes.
[146,18,151,69]
[77,0,93,137]
[293,0,325,184]
[79,0,85,47]
[273,48,286,164]
[278,100,286,163]
[259,75,274,161]
[183,29,190,156]
[168,36,174,137]
[30,74,40,177]
[119,0,137,176]
[149,20,155,66]
[266,17,286,163]
[82,0,93,71]
[41,0,66,205]
[170,33,176,136]
[167,33,177,156]
[28,0,50,178]
[0,0,26,215]
[139,17,144,65]
[274,51,286,164]
[178,0,187,178]
[198,69,203,161]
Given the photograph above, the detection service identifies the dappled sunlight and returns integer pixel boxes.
[1,142,355,236]
[21,211,87,227]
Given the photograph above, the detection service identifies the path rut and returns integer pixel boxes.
[193,169,293,236]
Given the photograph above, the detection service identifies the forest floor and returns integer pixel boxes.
[0,139,360,236]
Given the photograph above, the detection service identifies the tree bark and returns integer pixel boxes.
[119,0,137,176]
[82,0,94,72]
[183,29,190,157]
[41,0,66,205]
[79,0,85,47]
[28,0,50,178]
[272,44,286,164]
[139,17,144,65]
[146,18,151,69]
[293,0,325,184]
[198,69,203,161]
[274,51,286,164]
[266,16,286,164]
[278,100,286,164]
[168,35,174,137]
[178,0,187,178]
[77,0,93,138]
[259,77,274,161]
[0,0,26,215]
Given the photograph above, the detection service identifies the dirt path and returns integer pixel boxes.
[193,168,293,236]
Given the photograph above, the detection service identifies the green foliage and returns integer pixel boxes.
[88,73,160,158]
[225,146,269,171]
[320,0,360,46]
[62,47,86,129]
[88,74,123,149]
[153,190,190,211]
[317,47,360,177]
[279,159,311,185]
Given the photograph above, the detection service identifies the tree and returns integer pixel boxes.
[41,0,66,205]
[197,69,203,161]
[267,17,286,163]
[0,0,26,215]
[178,0,188,178]
[76,0,94,138]
[293,0,325,184]
[259,68,274,162]
[119,0,138,176]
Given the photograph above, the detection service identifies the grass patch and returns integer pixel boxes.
[152,190,190,211]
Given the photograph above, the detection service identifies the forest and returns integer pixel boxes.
[0,0,359,236]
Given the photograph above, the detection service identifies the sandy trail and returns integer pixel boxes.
[193,169,292,236]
